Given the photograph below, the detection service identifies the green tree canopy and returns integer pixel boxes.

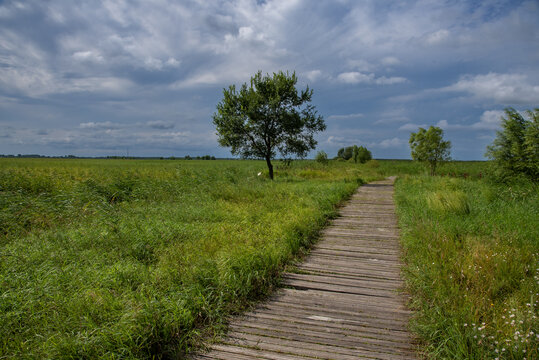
[409,126,451,175]
[337,146,354,160]
[213,71,325,179]
[485,108,538,181]
[354,145,372,164]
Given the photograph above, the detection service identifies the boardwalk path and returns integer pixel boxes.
[195,177,417,360]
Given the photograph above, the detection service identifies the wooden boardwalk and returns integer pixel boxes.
[194,177,417,360]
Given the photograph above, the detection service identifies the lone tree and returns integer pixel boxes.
[409,126,451,175]
[213,71,326,179]
[485,107,538,181]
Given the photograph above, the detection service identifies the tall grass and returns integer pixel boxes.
[395,175,538,359]
[0,158,383,359]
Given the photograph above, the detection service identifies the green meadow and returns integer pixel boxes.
[0,158,537,359]
[0,158,384,358]
[395,173,538,359]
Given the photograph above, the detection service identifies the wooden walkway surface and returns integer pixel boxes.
[194,177,417,360]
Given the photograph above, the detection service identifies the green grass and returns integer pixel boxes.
[3,157,533,359]
[0,158,386,359]
[395,174,538,359]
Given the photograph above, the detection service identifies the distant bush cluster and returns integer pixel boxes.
[336,145,372,163]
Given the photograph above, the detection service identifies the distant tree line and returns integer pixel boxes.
[183,155,216,160]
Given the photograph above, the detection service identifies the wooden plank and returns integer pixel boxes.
[262,299,412,325]
[230,324,416,353]
[210,344,317,360]
[314,244,401,255]
[229,313,414,343]
[253,305,411,332]
[225,332,415,360]
[283,273,403,291]
[288,270,405,287]
[303,255,402,271]
[279,288,410,311]
[312,248,401,260]
[233,311,414,342]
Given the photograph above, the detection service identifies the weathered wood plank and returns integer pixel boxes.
[224,332,415,360]
[233,311,414,342]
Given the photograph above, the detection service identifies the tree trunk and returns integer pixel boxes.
[266,156,274,180]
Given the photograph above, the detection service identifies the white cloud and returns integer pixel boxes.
[399,123,427,131]
[471,110,505,130]
[337,72,374,84]
[79,121,118,130]
[72,50,104,63]
[337,72,406,85]
[65,77,133,94]
[170,72,222,88]
[374,76,407,85]
[381,56,400,66]
[166,57,181,67]
[436,119,466,130]
[305,70,322,82]
[374,108,409,124]
[424,29,450,45]
[445,73,539,105]
[328,113,363,120]
[375,137,407,149]
[347,59,375,72]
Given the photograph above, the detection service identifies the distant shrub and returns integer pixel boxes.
[315,151,328,164]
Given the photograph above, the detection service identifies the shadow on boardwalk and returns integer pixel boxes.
[193,177,418,360]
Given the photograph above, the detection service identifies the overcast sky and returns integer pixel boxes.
[1,0,538,159]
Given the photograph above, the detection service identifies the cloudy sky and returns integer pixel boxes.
[1,0,538,159]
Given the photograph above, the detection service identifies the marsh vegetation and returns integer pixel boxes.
[0,158,536,359]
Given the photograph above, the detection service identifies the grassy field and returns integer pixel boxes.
[0,158,389,359]
[1,158,536,359]
[395,174,538,359]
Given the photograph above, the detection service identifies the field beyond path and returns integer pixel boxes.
[194,177,418,360]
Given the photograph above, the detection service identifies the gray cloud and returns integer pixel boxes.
[0,0,538,159]
[147,120,175,130]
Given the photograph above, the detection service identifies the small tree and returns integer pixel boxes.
[213,71,325,180]
[486,108,538,181]
[409,126,451,176]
